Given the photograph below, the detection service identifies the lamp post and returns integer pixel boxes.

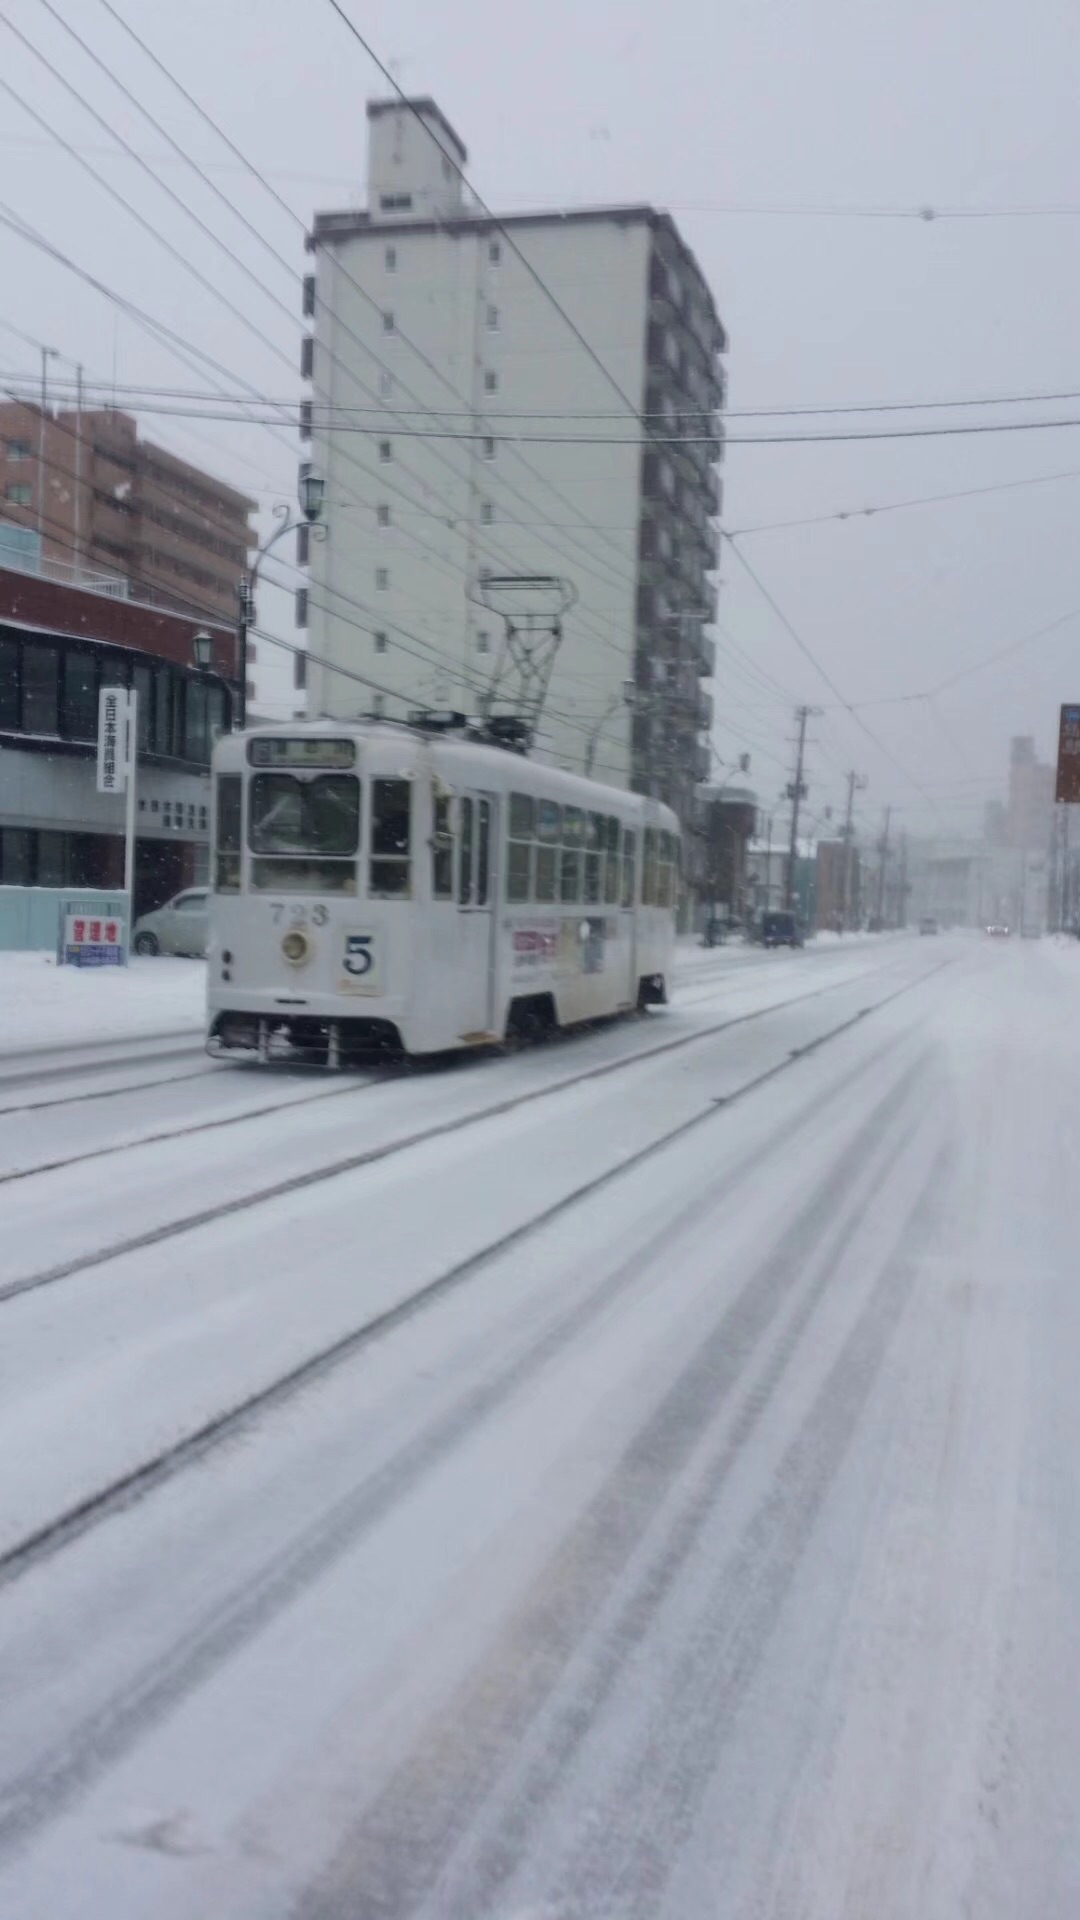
[583,680,635,778]
[236,469,325,729]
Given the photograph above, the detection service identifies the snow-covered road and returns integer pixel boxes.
[2,935,1078,1917]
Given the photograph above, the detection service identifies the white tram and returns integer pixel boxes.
[206,716,680,1064]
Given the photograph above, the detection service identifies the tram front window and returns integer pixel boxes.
[248,772,359,892]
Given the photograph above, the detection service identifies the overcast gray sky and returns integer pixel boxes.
[2,0,1077,835]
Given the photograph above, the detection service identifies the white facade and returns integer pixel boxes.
[302,99,726,836]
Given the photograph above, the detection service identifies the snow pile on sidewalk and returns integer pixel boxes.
[0,952,206,1054]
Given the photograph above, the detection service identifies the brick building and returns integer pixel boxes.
[1,402,254,652]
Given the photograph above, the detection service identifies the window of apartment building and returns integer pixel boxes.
[302,273,315,317]
[379,193,413,212]
[300,336,314,380]
[385,245,397,272]
[299,399,312,442]
[296,522,309,566]
[62,649,98,741]
[0,636,18,729]
[379,371,393,397]
[5,440,30,462]
[5,483,31,506]
[376,567,389,591]
[382,310,396,334]
[372,693,386,719]
[22,642,59,734]
[476,629,491,654]
[488,239,501,265]
[378,440,392,462]
[482,436,496,461]
[295,587,308,627]
[376,503,391,527]
[374,630,388,653]
[483,369,498,394]
[485,304,499,331]
[480,502,494,524]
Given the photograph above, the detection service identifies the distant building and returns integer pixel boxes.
[1007,734,1054,851]
[696,784,756,923]
[1,402,255,649]
[302,96,727,854]
[815,837,859,931]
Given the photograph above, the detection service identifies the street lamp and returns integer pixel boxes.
[192,629,213,673]
[236,468,326,729]
[583,679,635,778]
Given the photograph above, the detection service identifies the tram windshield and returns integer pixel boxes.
[248,772,360,893]
[250,773,359,856]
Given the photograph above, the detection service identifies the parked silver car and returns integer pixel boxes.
[132,887,209,957]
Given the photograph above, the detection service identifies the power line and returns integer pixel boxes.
[9,379,1080,446]
[729,466,1080,535]
[13,368,1080,422]
[722,535,943,819]
[93,0,656,618]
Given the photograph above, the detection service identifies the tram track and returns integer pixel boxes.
[0,958,949,1596]
[0,954,952,1266]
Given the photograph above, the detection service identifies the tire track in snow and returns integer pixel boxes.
[0,1032,922,1851]
[0,955,954,1306]
[293,1054,937,1920]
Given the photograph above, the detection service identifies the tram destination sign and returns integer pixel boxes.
[1055,705,1080,804]
[248,736,356,769]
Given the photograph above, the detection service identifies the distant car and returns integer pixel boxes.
[761,910,804,949]
[919,916,939,936]
[132,887,209,957]
[986,923,1011,938]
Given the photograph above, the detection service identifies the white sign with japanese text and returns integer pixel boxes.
[97,686,131,795]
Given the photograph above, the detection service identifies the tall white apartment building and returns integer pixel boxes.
[301,97,726,832]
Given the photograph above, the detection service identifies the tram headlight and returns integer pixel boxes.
[281,928,312,966]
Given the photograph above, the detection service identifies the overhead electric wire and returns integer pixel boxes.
[722,535,943,819]
[92,0,659,614]
[729,466,1080,535]
[2,11,652,664]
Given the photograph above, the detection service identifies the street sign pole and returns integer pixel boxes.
[97,684,137,960]
[123,689,138,937]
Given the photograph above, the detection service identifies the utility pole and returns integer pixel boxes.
[839,770,866,931]
[785,705,818,911]
[37,344,57,542]
[876,806,892,924]
[897,830,909,929]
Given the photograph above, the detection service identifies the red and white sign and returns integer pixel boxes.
[64,914,125,967]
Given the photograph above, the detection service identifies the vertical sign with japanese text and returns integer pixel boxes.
[96,686,130,795]
[1055,705,1080,804]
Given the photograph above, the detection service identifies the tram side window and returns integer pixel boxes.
[584,812,604,905]
[431,792,453,898]
[507,791,534,903]
[622,828,636,908]
[459,797,473,904]
[536,798,560,902]
[561,805,584,904]
[477,798,491,905]
[642,828,658,906]
[215,773,242,892]
[370,777,411,896]
[604,816,620,905]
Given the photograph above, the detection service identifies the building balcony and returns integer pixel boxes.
[694,632,716,678]
[696,690,714,731]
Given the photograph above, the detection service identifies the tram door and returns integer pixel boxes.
[455,791,497,1036]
